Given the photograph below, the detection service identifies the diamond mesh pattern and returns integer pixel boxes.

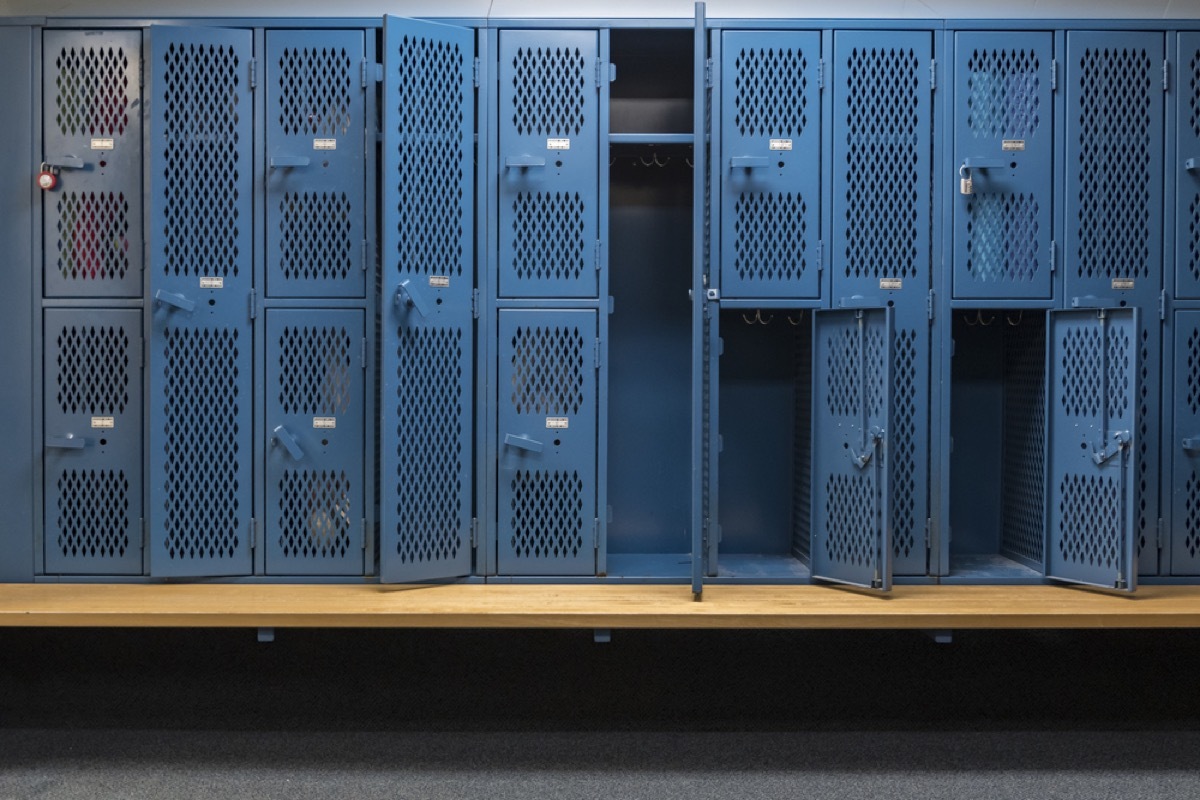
[1188,194,1200,286]
[393,326,465,565]
[510,325,585,416]
[892,328,918,559]
[511,192,587,282]
[55,192,131,282]
[509,470,585,559]
[825,327,860,417]
[161,327,242,561]
[966,193,1040,283]
[1107,325,1132,421]
[733,46,808,137]
[843,47,922,280]
[1058,325,1103,418]
[965,48,1041,139]
[160,42,243,278]
[394,35,465,277]
[865,327,886,419]
[279,192,353,282]
[55,469,130,560]
[511,46,587,135]
[1187,472,1200,559]
[825,473,876,567]
[1190,50,1200,139]
[1058,473,1121,569]
[1188,328,1200,417]
[1075,47,1153,280]
[1136,327,1151,558]
[792,325,813,562]
[278,469,352,560]
[54,45,129,136]
[277,325,352,416]
[1001,317,1046,564]
[277,46,352,136]
[734,193,807,283]
[55,323,130,416]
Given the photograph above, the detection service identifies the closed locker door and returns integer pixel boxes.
[265,30,366,298]
[811,308,893,589]
[43,308,143,575]
[147,26,254,577]
[1172,311,1200,574]
[380,16,475,583]
[952,31,1054,300]
[719,31,821,300]
[265,311,364,575]
[1176,33,1200,300]
[42,30,142,299]
[497,310,598,575]
[1046,309,1138,591]
[498,30,600,299]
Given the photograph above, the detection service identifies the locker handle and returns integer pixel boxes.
[269,156,311,169]
[42,155,85,170]
[962,157,1009,170]
[153,290,195,313]
[1186,158,1199,171]
[1092,430,1130,466]
[504,433,544,453]
[45,434,87,450]
[730,156,769,169]
[504,155,547,169]
[1183,437,1200,453]
[395,279,431,317]
[272,425,305,461]
[850,426,884,470]
[838,296,882,309]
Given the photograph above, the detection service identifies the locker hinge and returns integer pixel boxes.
[471,518,479,549]
[137,338,145,370]
[362,519,368,549]
[141,517,147,549]
[250,518,258,552]
[1051,59,1058,92]
[249,58,258,90]
[472,288,481,320]
[248,288,257,321]
[473,57,481,88]
[925,518,932,553]
[817,240,824,274]
[594,239,603,272]
[594,338,602,369]
[1164,59,1171,92]
[362,239,368,271]
[593,518,600,550]
[361,337,367,369]
[138,58,144,89]
[361,58,369,88]
[1158,518,1165,550]
[927,289,935,321]
[1050,240,1056,273]
[595,58,606,88]
[1161,290,1168,321]
[705,58,714,88]
[929,58,937,92]
[817,58,825,90]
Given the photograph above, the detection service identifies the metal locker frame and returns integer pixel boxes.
[1170,310,1200,574]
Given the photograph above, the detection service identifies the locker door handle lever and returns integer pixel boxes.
[504,155,547,168]
[45,434,87,450]
[154,290,195,313]
[1186,158,1200,171]
[395,279,431,317]
[962,157,1008,170]
[1182,436,1200,453]
[269,156,311,168]
[1092,431,1130,465]
[504,434,544,453]
[42,155,85,170]
[850,427,884,469]
[730,156,769,169]
[272,426,305,460]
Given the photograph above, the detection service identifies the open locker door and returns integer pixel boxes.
[1046,309,1138,591]
[380,16,476,583]
[811,307,893,589]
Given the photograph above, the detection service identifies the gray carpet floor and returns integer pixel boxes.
[1,628,1198,798]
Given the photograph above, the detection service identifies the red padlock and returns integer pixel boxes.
[37,163,58,191]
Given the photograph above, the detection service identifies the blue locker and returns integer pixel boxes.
[1064,31,1164,306]
[42,29,142,298]
[497,310,598,576]
[265,311,364,575]
[43,308,143,575]
[952,31,1054,299]
[497,30,600,299]
[1046,308,1138,591]
[147,26,255,577]
[1175,33,1200,300]
[380,16,475,583]
[265,30,366,298]
[719,30,822,300]
[811,308,893,589]
[1171,311,1200,574]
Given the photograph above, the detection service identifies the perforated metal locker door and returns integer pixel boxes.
[42,30,143,299]
[147,26,254,578]
[265,30,366,298]
[497,310,599,576]
[952,31,1054,300]
[1046,309,1138,591]
[1175,33,1200,300]
[1171,311,1200,574]
[498,30,600,299]
[43,309,143,575]
[811,307,893,590]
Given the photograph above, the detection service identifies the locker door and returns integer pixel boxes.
[1171,311,1200,574]
[265,30,366,298]
[952,31,1054,299]
[498,30,600,299]
[497,310,598,576]
[265,311,364,575]
[1176,33,1200,300]
[811,308,893,589]
[1047,309,1138,591]
[1064,32,1164,304]
[380,16,475,583]
[719,31,821,300]
[43,309,143,575]
[147,26,254,577]
[42,30,142,298]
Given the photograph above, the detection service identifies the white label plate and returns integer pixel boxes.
[91,138,115,150]
[547,138,571,150]
[200,276,224,289]
[314,139,337,150]
[769,139,793,151]
[91,416,115,429]
[880,278,903,290]
[1112,279,1135,290]
[429,276,450,288]
[313,417,337,429]
[1001,139,1026,152]
[546,417,569,430]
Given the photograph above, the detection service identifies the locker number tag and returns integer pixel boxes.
[313,417,337,429]
[769,139,793,151]
[313,139,337,151]
[547,138,570,150]
[546,417,569,429]
[91,138,115,150]
[429,276,450,288]
[91,416,115,429]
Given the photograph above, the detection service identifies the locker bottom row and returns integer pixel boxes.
[31,303,1200,591]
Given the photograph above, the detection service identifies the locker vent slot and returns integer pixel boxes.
[1190,49,1200,138]
[1000,316,1046,565]
[1136,327,1151,558]
[55,192,132,282]
[277,46,353,136]
[1107,325,1132,420]
[1188,329,1200,415]
[510,324,585,416]
[826,327,861,416]
[965,48,1042,139]
[278,325,353,417]
[791,324,813,563]
[54,45,130,136]
[966,193,1041,284]
[160,42,243,278]
[509,469,585,559]
[732,46,808,137]
[55,469,131,560]
[892,328,918,559]
[55,324,130,415]
[825,473,876,567]
[1059,326,1104,417]
[734,193,808,283]
[511,46,587,136]
[161,327,242,561]
[1075,47,1154,280]
[394,34,466,278]
[511,191,587,283]
[1188,195,1200,286]
[393,326,465,565]
[278,469,352,560]
[843,47,922,280]
[279,192,354,282]
[1058,474,1121,569]
[1186,473,1200,559]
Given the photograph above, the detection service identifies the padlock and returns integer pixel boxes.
[958,164,973,196]
[36,163,58,191]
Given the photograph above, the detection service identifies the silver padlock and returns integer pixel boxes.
[959,164,973,195]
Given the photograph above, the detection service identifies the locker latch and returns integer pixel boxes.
[1092,430,1130,466]
[154,289,196,314]
[1182,436,1200,454]
[395,279,431,317]
[37,156,84,191]
[850,426,884,470]
[272,425,305,461]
